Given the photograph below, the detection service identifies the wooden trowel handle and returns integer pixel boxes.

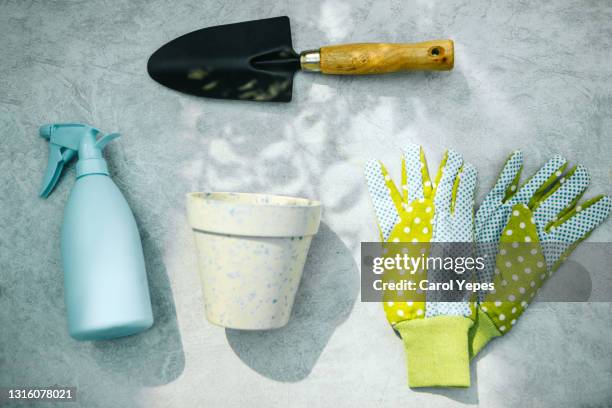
[300,40,454,74]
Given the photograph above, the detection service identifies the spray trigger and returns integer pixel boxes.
[40,145,77,198]
[38,123,119,199]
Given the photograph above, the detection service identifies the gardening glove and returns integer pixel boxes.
[471,152,611,357]
[365,145,477,387]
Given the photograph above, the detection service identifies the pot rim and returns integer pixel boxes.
[186,192,321,209]
[186,191,322,237]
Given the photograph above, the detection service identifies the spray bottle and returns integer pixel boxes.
[39,123,153,340]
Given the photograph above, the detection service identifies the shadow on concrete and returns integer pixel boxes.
[225,222,359,382]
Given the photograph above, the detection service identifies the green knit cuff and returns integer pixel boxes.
[395,316,473,388]
[469,307,502,359]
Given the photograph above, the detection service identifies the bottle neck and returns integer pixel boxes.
[76,158,109,178]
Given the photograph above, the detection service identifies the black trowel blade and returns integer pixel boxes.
[147,16,300,102]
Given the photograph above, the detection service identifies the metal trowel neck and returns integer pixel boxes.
[250,48,300,72]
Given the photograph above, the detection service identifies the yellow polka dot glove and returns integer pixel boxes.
[471,152,611,357]
[365,145,477,388]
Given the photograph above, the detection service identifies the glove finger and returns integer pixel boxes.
[402,144,430,202]
[454,163,477,228]
[365,159,401,241]
[427,157,474,318]
[434,149,463,214]
[543,195,612,269]
[476,151,523,226]
[534,165,589,229]
[508,155,567,206]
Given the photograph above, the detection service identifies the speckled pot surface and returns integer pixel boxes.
[186,192,321,330]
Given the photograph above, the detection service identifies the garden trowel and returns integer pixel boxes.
[147,16,454,102]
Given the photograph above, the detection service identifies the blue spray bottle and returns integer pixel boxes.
[40,123,153,340]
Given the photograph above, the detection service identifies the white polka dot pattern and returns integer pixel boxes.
[534,166,589,228]
[508,155,566,206]
[475,153,611,336]
[433,149,462,215]
[365,159,400,241]
[540,195,611,268]
[365,146,479,324]
[427,162,477,317]
[367,147,611,339]
[475,151,523,236]
[475,154,567,298]
[403,144,425,201]
[365,145,436,324]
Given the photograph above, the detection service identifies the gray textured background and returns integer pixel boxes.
[1,1,612,407]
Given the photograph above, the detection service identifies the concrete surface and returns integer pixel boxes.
[1,0,612,407]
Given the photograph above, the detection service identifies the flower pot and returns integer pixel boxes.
[186,192,321,330]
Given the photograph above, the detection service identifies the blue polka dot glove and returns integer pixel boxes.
[365,145,478,388]
[471,152,611,357]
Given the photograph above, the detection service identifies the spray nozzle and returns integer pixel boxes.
[39,123,120,198]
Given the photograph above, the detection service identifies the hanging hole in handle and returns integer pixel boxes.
[428,46,445,57]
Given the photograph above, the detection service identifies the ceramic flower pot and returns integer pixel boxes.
[186,192,321,330]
